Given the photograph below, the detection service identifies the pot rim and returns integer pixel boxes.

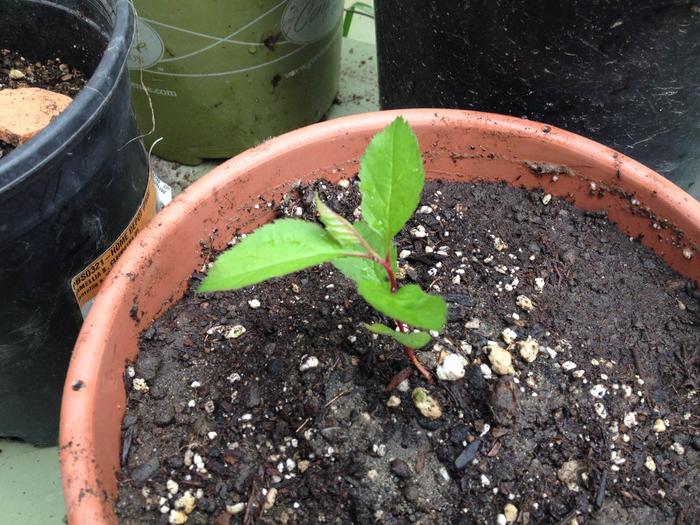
[59,108,700,525]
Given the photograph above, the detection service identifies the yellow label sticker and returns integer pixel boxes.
[71,177,157,317]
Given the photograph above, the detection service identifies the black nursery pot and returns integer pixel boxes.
[0,0,151,444]
[375,0,700,195]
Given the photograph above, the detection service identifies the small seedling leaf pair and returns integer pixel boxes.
[199,117,447,365]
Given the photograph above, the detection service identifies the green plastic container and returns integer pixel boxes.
[128,0,343,165]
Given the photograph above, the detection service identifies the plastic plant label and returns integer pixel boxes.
[152,171,173,210]
[70,177,158,318]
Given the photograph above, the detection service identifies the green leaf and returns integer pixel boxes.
[315,192,366,250]
[359,117,425,254]
[199,220,351,292]
[357,281,447,331]
[331,220,388,285]
[355,221,398,274]
[332,256,383,285]
[363,323,431,349]
[354,220,384,255]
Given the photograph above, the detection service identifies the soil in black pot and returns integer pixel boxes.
[0,48,87,159]
[116,179,699,525]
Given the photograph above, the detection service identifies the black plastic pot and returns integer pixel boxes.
[0,0,150,444]
[375,0,700,196]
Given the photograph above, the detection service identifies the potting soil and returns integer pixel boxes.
[116,179,699,525]
[0,48,86,158]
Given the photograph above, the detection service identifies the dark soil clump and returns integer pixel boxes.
[116,179,699,525]
[0,141,12,160]
[0,48,87,159]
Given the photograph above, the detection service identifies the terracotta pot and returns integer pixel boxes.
[59,109,700,524]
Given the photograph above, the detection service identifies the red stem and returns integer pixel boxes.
[380,256,433,383]
[379,258,398,293]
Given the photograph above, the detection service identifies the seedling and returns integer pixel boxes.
[199,118,447,381]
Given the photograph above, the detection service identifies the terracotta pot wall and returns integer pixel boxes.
[60,110,700,524]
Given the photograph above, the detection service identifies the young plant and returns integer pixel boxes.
[198,118,446,382]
